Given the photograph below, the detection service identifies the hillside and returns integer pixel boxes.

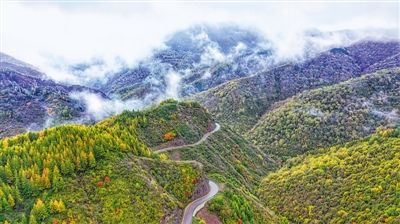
[193,41,400,133]
[0,53,107,139]
[0,101,210,223]
[165,126,280,223]
[125,101,281,223]
[259,128,400,223]
[133,100,214,149]
[247,68,399,158]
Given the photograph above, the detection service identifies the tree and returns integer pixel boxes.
[50,199,65,213]
[29,214,38,224]
[52,166,63,191]
[163,132,176,141]
[30,199,48,221]
[7,194,15,208]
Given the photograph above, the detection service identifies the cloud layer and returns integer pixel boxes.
[2,2,398,81]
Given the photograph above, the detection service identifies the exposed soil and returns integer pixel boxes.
[196,207,222,224]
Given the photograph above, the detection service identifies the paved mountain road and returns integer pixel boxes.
[181,180,219,224]
[153,123,221,224]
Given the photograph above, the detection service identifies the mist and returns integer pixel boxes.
[2,2,398,83]
[1,1,399,121]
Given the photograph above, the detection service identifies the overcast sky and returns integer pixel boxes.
[1,1,399,77]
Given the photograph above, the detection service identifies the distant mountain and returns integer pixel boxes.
[0,53,107,138]
[101,25,276,100]
[0,52,46,79]
[193,41,400,133]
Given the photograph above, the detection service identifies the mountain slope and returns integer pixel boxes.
[193,41,400,133]
[165,126,280,223]
[123,101,281,223]
[0,52,46,79]
[259,128,400,223]
[0,101,211,223]
[102,25,275,100]
[0,54,107,139]
[247,68,399,158]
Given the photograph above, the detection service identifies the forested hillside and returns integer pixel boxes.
[166,126,280,223]
[0,101,208,223]
[259,128,400,223]
[193,41,400,133]
[133,99,213,149]
[247,68,399,158]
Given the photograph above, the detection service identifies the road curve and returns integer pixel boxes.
[154,123,220,154]
[181,180,219,224]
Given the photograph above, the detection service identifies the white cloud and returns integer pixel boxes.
[164,71,182,99]
[1,1,398,83]
[202,70,212,80]
[201,45,226,65]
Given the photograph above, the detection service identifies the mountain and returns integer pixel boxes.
[192,41,400,133]
[0,53,107,139]
[165,125,279,223]
[259,127,400,223]
[131,100,281,223]
[0,53,46,79]
[101,25,276,101]
[247,68,399,158]
[0,101,214,223]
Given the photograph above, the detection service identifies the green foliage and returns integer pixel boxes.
[0,101,204,223]
[134,100,213,148]
[248,69,400,158]
[209,191,257,224]
[166,126,279,223]
[259,128,400,223]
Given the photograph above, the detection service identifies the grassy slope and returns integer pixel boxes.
[259,128,400,223]
[0,100,206,223]
[247,68,400,159]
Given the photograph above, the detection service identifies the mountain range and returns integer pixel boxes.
[0,25,399,223]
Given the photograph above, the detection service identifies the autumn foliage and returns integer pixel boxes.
[163,132,176,141]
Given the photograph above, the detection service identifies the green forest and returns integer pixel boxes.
[259,128,400,223]
[0,100,204,223]
[247,69,400,159]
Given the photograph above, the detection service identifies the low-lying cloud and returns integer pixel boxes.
[70,91,145,120]
[2,2,398,84]
[2,1,399,122]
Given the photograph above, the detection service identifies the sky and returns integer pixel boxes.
[1,1,399,82]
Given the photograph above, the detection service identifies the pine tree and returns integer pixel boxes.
[7,194,15,208]
[29,214,38,224]
[52,165,63,190]
[30,199,48,221]
[88,151,96,168]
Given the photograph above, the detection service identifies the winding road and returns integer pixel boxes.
[181,180,219,224]
[154,123,221,154]
[153,123,221,224]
